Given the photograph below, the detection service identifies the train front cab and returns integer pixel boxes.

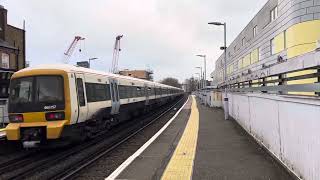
[5,69,72,146]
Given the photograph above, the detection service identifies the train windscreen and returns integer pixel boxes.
[8,75,65,113]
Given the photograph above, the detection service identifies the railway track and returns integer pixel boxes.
[53,97,186,180]
[0,97,186,180]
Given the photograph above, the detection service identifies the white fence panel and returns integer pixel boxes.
[236,95,251,132]
[248,96,281,158]
[279,101,320,180]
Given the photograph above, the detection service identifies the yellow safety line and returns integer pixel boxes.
[161,96,199,180]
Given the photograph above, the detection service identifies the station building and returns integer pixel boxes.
[211,0,320,96]
[0,5,26,124]
[119,69,153,81]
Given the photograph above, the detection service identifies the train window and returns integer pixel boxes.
[131,86,137,97]
[126,86,132,98]
[36,76,64,103]
[137,87,141,97]
[85,83,110,102]
[142,87,145,96]
[95,84,108,101]
[106,84,111,100]
[9,77,33,105]
[119,85,124,99]
[76,78,86,106]
[9,76,65,113]
[85,83,94,102]
[119,85,128,99]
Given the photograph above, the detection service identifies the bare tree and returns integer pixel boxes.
[184,77,199,92]
[160,77,182,88]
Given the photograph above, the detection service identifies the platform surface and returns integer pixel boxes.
[114,96,293,180]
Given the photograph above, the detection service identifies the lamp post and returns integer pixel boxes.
[195,73,201,90]
[88,57,98,68]
[208,21,229,120]
[196,54,207,88]
[195,67,203,89]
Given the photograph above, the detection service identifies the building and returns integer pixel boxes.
[119,69,153,81]
[77,61,90,68]
[211,0,320,94]
[0,5,26,124]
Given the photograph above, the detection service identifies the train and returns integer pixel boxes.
[5,64,184,147]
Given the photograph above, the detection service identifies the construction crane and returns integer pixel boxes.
[63,36,85,64]
[111,35,123,73]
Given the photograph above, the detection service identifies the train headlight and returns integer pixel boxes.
[9,114,24,123]
[45,112,65,121]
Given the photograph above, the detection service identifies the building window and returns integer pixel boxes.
[284,30,287,49]
[234,45,237,52]
[271,38,275,55]
[253,26,257,37]
[271,6,278,22]
[251,48,260,64]
[1,53,10,69]
[238,59,243,69]
[242,37,246,46]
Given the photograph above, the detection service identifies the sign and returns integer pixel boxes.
[1,53,9,69]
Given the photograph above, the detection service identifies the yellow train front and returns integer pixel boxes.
[5,66,72,148]
[5,64,184,148]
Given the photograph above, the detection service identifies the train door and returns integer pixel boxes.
[75,74,88,123]
[145,84,150,105]
[109,79,120,115]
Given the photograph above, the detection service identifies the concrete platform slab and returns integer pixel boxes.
[192,98,293,180]
[111,96,293,180]
[114,97,192,180]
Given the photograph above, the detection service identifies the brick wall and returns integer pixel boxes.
[6,25,25,70]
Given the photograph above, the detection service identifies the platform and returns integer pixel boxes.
[109,96,293,180]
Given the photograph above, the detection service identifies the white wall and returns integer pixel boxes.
[226,92,320,180]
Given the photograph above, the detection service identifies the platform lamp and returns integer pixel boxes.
[89,57,98,68]
[195,67,203,89]
[208,21,229,120]
[196,54,207,88]
[195,72,201,90]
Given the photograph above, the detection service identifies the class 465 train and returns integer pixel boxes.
[5,64,184,148]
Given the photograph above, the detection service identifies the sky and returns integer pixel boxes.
[1,0,267,82]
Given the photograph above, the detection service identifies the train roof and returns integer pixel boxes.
[16,64,182,90]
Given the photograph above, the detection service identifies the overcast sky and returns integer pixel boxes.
[1,0,267,82]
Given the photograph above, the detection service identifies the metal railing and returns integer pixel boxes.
[219,67,320,96]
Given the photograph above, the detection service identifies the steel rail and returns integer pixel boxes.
[0,96,185,180]
[54,96,186,180]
